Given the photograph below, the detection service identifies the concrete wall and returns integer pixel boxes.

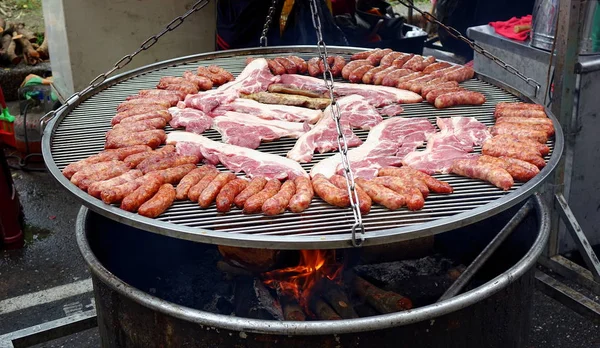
[42,0,216,98]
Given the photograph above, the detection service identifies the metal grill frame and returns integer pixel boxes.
[42,46,564,250]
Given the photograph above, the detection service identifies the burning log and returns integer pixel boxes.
[352,275,413,314]
[319,278,358,319]
[234,276,283,320]
[310,297,342,320]
[218,245,279,272]
[279,293,306,321]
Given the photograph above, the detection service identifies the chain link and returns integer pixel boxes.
[260,0,279,47]
[395,0,541,97]
[308,0,365,247]
[40,0,211,129]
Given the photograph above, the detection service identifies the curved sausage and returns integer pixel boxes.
[197,66,230,86]
[362,66,387,84]
[478,155,540,182]
[284,56,306,74]
[182,71,213,91]
[391,53,414,68]
[120,174,164,212]
[243,179,281,214]
[104,130,166,150]
[421,81,460,98]
[430,65,462,77]
[378,167,453,194]
[381,69,412,87]
[442,66,475,82]
[288,176,314,213]
[262,180,296,216]
[70,161,130,191]
[187,168,219,202]
[176,166,216,200]
[422,61,452,74]
[349,65,375,83]
[138,183,176,218]
[373,67,398,85]
[267,59,287,75]
[355,178,405,210]
[342,60,373,80]
[139,153,199,174]
[124,145,175,168]
[351,49,379,61]
[434,91,486,109]
[311,174,349,208]
[274,57,298,74]
[329,175,371,214]
[366,48,392,65]
[216,178,248,213]
[100,177,145,204]
[331,56,346,77]
[198,172,237,208]
[152,163,196,184]
[88,170,143,198]
[307,57,321,77]
[234,176,268,208]
[372,176,429,198]
[371,177,425,211]
[208,65,234,83]
[380,52,403,67]
[425,87,464,104]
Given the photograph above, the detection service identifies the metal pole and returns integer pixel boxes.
[438,200,534,302]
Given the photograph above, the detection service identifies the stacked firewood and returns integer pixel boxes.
[0,19,48,65]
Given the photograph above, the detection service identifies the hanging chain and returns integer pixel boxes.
[308,0,365,247]
[396,0,541,97]
[40,0,211,129]
[260,0,279,47]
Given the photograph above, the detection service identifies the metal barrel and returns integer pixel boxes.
[77,193,550,348]
[531,0,559,52]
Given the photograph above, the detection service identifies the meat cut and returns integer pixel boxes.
[310,117,435,178]
[337,95,384,130]
[402,131,479,174]
[167,131,308,180]
[212,111,308,149]
[212,98,323,123]
[168,107,213,134]
[277,74,423,106]
[436,116,491,146]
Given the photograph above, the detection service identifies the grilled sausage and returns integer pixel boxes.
[490,124,548,144]
[138,184,176,218]
[362,66,387,84]
[429,65,462,77]
[187,168,220,202]
[372,175,429,198]
[267,59,287,75]
[63,147,148,179]
[70,161,130,191]
[421,81,460,98]
[152,163,197,184]
[158,83,198,95]
[373,67,398,85]
[349,65,375,83]
[105,130,166,149]
[287,56,308,74]
[317,57,335,76]
[119,114,172,128]
[330,56,346,77]
[87,170,143,198]
[197,66,231,86]
[351,49,379,61]
[329,174,371,214]
[422,61,452,74]
[425,87,464,104]
[117,99,171,112]
[494,108,547,119]
[312,174,350,208]
[100,176,145,204]
[367,48,392,65]
[342,59,372,80]
[381,69,413,87]
[125,94,180,107]
[405,75,439,93]
[112,110,171,125]
[434,91,486,109]
[262,180,296,216]
[370,177,425,211]
[208,65,234,83]
[216,178,248,213]
[355,178,405,210]
[182,71,214,91]
[485,134,549,156]
[139,153,199,174]
[442,66,475,82]
[496,102,545,111]
[112,119,166,132]
[391,53,414,68]
[288,176,314,213]
[243,179,281,214]
[495,117,554,136]
[124,145,175,168]
[307,57,321,77]
[404,56,436,71]
[378,167,453,194]
[451,159,514,191]
[275,57,298,74]
[380,52,404,67]
[120,174,164,212]
[198,172,237,208]
[176,166,217,200]
[234,176,268,208]
[482,139,546,168]
[138,89,185,100]
[477,155,540,182]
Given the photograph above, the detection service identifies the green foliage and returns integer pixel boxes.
[15,0,41,10]
[36,32,44,45]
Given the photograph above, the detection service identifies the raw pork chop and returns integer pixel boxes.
[338,95,384,130]
[184,58,279,113]
[310,117,435,178]
[287,96,369,163]
[436,117,491,146]
[402,131,479,174]
[213,111,308,149]
[167,131,308,179]
[278,74,423,106]
[212,98,323,123]
[168,107,213,134]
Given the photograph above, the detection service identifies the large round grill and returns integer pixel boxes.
[42,46,563,249]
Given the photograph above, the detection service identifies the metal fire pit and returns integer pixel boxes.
[77,193,549,348]
[43,46,563,249]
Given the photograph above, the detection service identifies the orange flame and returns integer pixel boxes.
[262,250,342,313]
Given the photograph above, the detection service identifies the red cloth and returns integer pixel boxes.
[489,15,532,41]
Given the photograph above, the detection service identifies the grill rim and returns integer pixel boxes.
[42,46,564,250]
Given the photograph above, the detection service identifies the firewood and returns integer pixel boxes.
[309,297,341,320]
[16,23,36,43]
[319,278,358,319]
[2,21,17,36]
[216,260,253,279]
[280,294,306,321]
[234,276,283,320]
[218,245,279,272]
[13,31,39,65]
[0,33,20,64]
[352,275,413,314]
[36,35,48,60]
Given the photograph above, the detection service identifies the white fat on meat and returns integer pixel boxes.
[184,58,279,113]
[167,131,308,180]
[212,98,323,123]
[212,111,309,149]
[402,131,479,175]
[436,117,491,146]
[310,117,435,178]
[287,96,370,163]
[338,95,384,130]
[168,107,213,134]
[278,74,423,107]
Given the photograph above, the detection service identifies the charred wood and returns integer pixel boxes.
[310,297,342,320]
[352,275,413,314]
[234,276,283,320]
[318,278,359,319]
[216,260,253,280]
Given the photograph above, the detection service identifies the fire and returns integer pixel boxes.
[262,250,342,312]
